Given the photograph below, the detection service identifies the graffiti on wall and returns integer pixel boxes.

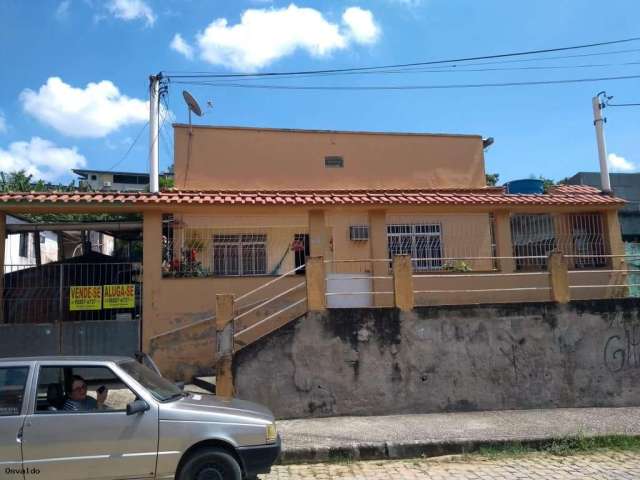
[604,316,640,373]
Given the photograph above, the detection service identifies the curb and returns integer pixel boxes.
[277,435,638,465]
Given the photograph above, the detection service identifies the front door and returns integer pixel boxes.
[21,364,158,480]
[0,365,30,478]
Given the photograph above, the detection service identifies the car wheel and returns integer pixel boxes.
[178,448,242,480]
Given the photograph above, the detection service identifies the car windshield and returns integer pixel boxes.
[119,360,183,402]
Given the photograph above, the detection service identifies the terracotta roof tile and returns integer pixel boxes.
[0,187,625,208]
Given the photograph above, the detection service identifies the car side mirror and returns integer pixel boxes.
[126,399,150,415]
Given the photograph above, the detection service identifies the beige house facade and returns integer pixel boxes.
[0,125,628,378]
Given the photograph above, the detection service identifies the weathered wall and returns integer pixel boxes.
[234,299,640,419]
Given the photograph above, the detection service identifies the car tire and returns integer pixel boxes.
[178,448,242,480]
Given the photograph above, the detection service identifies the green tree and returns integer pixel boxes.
[485,173,500,186]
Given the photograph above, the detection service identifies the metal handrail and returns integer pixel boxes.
[326,291,393,296]
[570,284,640,289]
[413,272,548,278]
[415,287,551,294]
[234,281,306,322]
[149,314,215,342]
[234,263,306,303]
[569,269,640,274]
[233,298,307,338]
[325,275,392,280]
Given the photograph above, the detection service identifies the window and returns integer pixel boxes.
[325,156,344,168]
[387,224,442,271]
[90,175,97,181]
[510,214,556,271]
[213,234,267,276]
[0,367,29,416]
[113,174,148,185]
[18,233,29,258]
[119,360,182,402]
[571,213,607,268]
[35,366,137,413]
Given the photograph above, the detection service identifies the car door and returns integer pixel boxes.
[0,364,31,479]
[20,362,158,480]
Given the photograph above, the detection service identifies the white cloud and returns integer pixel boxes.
[342,7,380,45]
[56,0,71,20]
[177,4,380,71]
[107,0,155,26]
[170,33,194,59]
[608,153,637,173]
[0,137,86,181]
[0,113,6,134]
[20,77,148,138]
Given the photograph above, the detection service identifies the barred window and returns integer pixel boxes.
[387,224,442,271]
[213,234,267,276]
[510,214,556,271]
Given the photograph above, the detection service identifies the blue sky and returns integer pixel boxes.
[0,0,639,185]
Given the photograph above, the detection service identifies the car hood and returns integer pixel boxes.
[159,392,275,424]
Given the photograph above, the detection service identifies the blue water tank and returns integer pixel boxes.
[505,179,545,194]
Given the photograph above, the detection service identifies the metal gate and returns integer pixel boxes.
[0,261,142,357]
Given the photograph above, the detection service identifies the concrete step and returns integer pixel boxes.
[192,375,216,393]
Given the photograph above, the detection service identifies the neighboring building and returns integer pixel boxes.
[565,172,640,241]
[73,169,174,192]
[5,215,58,267]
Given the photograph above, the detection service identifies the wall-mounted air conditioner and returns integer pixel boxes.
[349,225,369,241]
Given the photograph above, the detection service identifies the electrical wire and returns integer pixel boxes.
[107,121,149,171]
[607,101,640,107]
[163,35,640,79]
[171,74,640,92]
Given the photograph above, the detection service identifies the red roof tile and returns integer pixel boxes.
[0,187,625,208]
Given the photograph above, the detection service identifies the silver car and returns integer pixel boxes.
[0,356,280,480]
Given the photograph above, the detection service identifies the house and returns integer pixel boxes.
[565,172,640,242]
[73,168,174,192]
[0,125,627,378]
[5,215,58,268]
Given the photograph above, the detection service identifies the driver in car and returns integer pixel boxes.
[63,375,108,411]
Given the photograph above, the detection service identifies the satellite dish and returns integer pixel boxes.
[182,90,203,117]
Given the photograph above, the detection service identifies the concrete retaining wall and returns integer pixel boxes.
[234,299,640,419]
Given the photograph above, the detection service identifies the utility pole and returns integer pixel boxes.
[592,92,611,193]
[148,74,161,194]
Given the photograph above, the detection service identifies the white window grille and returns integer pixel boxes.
[510,214,556,271]
[387,224,442,271]
[510,213,608,270]
[569,213,606,268]
[213,234,267,276]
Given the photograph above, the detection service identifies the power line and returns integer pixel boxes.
[607,101,640,107]
[172,74,640,92]
[107,121,149,171]
[163,35,640,79]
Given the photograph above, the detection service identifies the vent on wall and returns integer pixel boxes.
[325,156,344,168]
[349,225,369,241]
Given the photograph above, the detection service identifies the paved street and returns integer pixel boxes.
[263,451,640,479]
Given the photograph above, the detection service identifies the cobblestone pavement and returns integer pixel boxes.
[262,451,640,479]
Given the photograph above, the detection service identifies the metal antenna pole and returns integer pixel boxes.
[592,93,611,193]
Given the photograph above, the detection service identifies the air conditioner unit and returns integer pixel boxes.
[102,181,112,188]
[349,225,369,241]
